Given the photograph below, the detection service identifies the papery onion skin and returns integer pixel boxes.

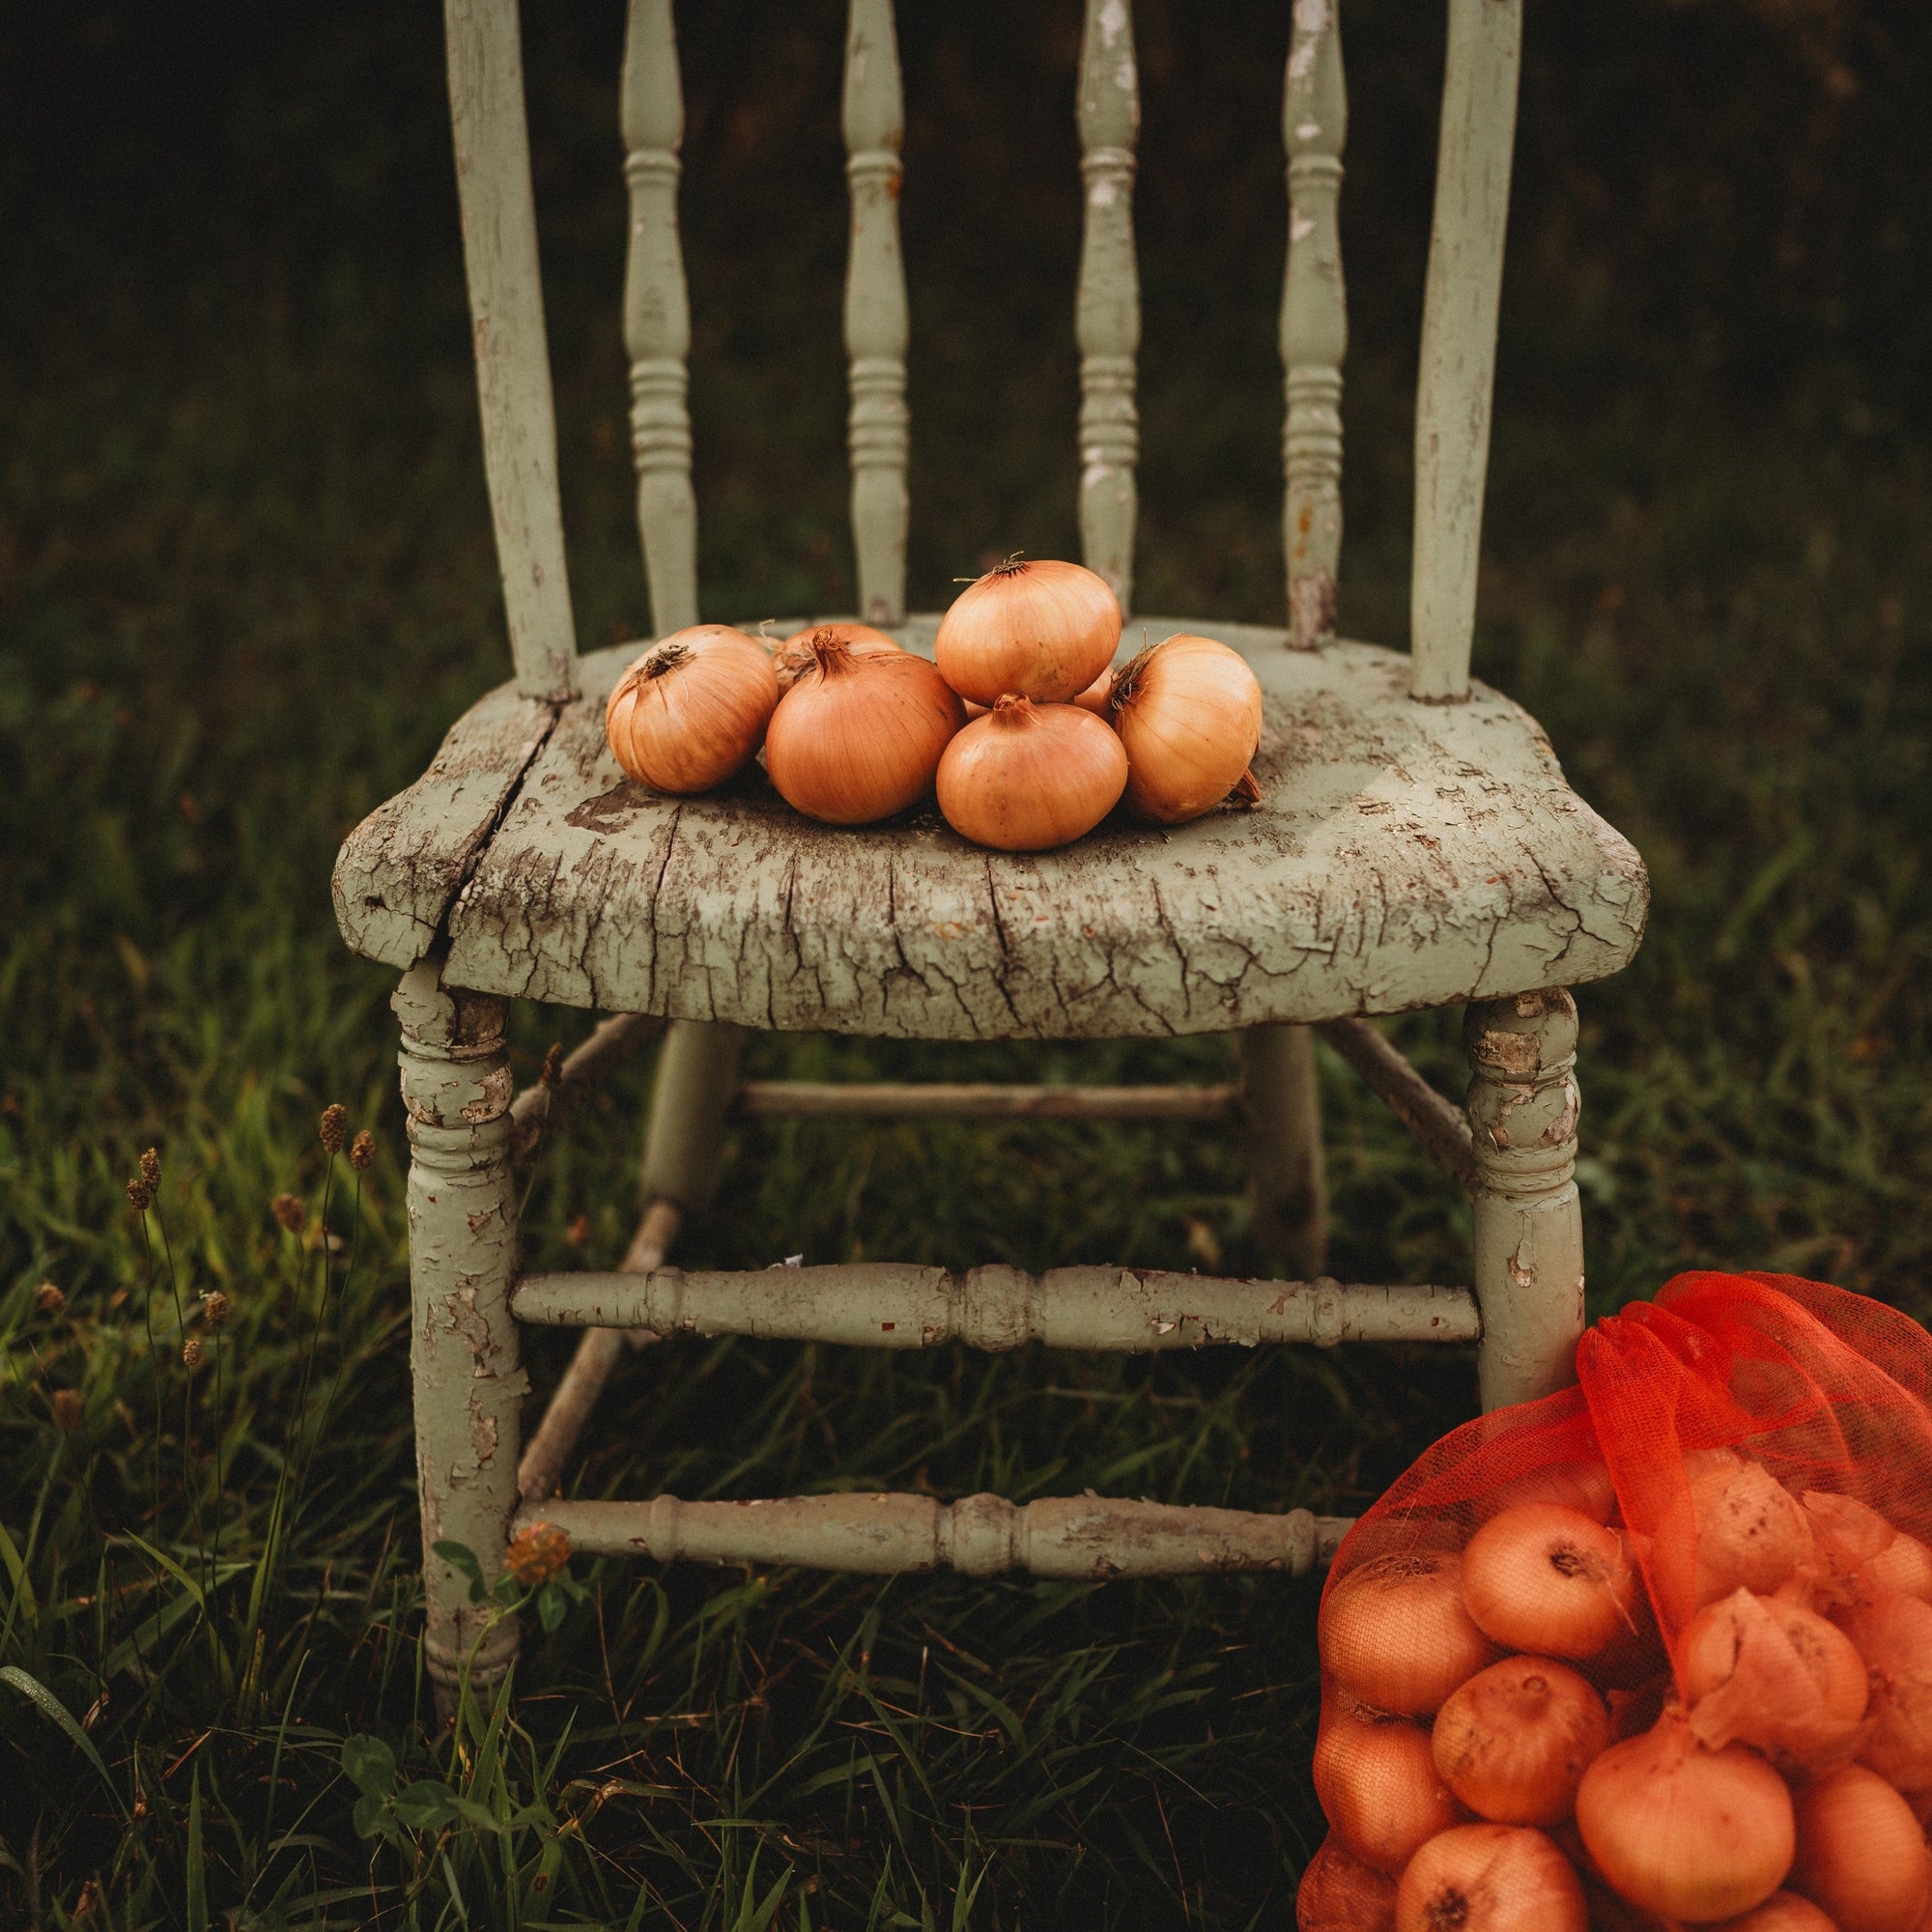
[1837,1593,1932,1789]
[935,557,1122,704]
[1393,1825,1587,1932]
[1790,1767,1931,1932]
[774,621,899,689]
[1314,1712,1462,1876]
[1871,1532,1932,1604]
[934,696,1127,852]
[1320,1552,1500,1718]
[1432,1656,1610,1826]
[605,625,779,794]
[1073,667,1116,714]
[1709,1891,1840,1932]
[1296,1835,1398,1932]
[1462,1503,1639,1661]
[1477,1461,1619,1528]
[1681,1589,1868,1769]
[1575,1716,1796,1922]
[764,639,963,826]
[1692,1460,1816,1605]
[1109,633,1265,825]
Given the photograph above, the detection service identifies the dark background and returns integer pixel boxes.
[3,2,1930,1924]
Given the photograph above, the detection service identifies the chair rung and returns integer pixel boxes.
[515,1492,1355,1578]
[511,1263,1479,1351]
[736,1080,1238,1122]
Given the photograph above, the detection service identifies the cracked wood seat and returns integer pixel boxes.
[364,0,1651,1715]
[335,621,1644,1037]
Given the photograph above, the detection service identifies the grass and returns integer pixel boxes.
[3,0,1931,1923]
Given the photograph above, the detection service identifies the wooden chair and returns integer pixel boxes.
[334,0,1648,1705]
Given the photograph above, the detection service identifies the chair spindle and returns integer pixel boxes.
[1076,0,1141,616]
[444,0,580,700]
[843,0,910,626]
[1409,0,1521,701]
[1281,0,1348,649]
[622,0,699,638]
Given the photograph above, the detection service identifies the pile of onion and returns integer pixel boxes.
[605,624,779,793]
[763,633,963,825]
[1309,1452,1932,1932]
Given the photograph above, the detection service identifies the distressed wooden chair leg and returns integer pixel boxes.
[1236,1024,1328,1279]
[1464,988,1584,1412]
[640,1018,744,1211]
[395,959,527,1721]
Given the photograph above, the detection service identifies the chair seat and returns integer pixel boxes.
[333,618,1647,1040]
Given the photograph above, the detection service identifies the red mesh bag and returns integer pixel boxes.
[1301,1272,1932,1932]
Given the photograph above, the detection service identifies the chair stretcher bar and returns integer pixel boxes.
[511,1263,1479,1351]
[515,1492,1354,1577]
[736,1080,1237,1121]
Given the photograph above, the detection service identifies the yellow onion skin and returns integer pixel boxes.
[1462,1502,1639,1662]
[1790,1767,1931,1932]
[1681,1589,1868,1770]
[1709,1892,1840,1932]
[1314,1712,1462,1876]
[605,625,779,794]
[1109,634,1264,825]
[1575,1716,1795,1923]
[764,641,963,826]
[1297,1836,1398,1932]
[934,558,1122,704]
[1394,1825,1587,1932]
[1837,1593,1932,1789]
[1320,1552,1500,1718]
[1073,667,1116,714]
[1431,1656,1610,1827]
[1477,1461,1619,1528]
[934,696,1127,852]
[1691,1459,1816,1605]
[774,621,899,690]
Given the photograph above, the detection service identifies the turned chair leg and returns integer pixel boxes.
[1463,988,1585,1412]
[640,1018,744,1211]
[396,959,527,1720]
[1237,1024,1328,1279]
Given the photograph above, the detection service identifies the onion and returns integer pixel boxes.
[1681,1588,1868,1770]
[1462,1503,1639,1661]
[605,625,779,794]
[763,634,964,826]
[1575,1714,1796,1921]
[934,556,1121,704]
[1710,1892,1841,1932]
[1314,1710,1462,1876]
[1107,633,1265,825]
[1790,1766,1931,1932]
[934,696,1127,852]
[1838,1593,1932,1789]
[1320,1552,1500,1717]
[1478,1461,1619,1528]
[1073,667,1116,714]
[1808,1494,1932,1605]
[1873,1535,1932,1603]
[1431,1656,1610,1827]
[774,621,898,690]
[1393,1825,1586,1932]
[1297,1835,1398,1932]
[1692,1459,1816,1605]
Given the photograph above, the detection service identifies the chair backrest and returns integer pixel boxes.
[441,0,1520,709]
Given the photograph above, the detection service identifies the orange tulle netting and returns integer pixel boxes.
[1303,1272,1932,1932]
